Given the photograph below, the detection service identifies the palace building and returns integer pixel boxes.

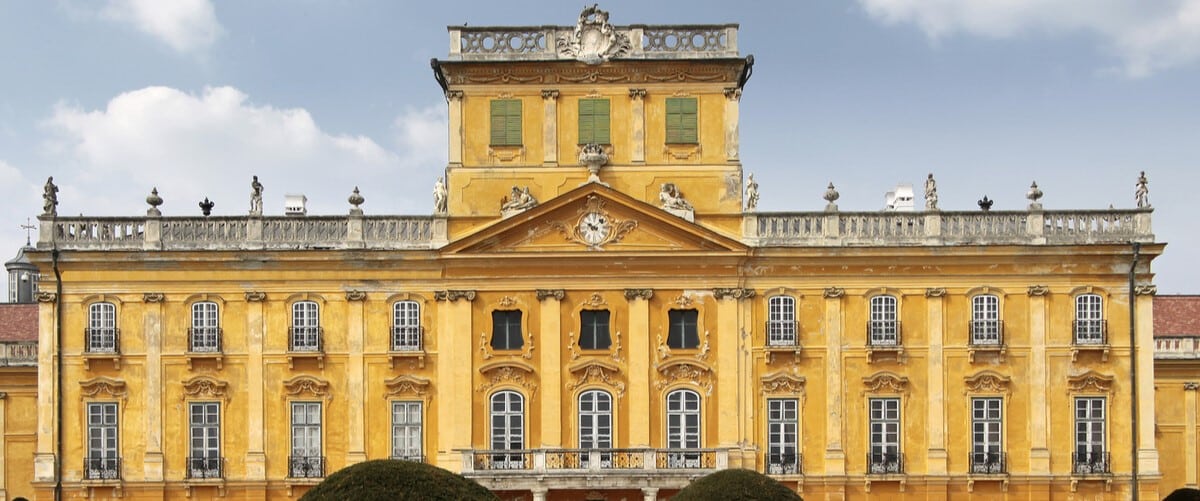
[13,5,1180,500]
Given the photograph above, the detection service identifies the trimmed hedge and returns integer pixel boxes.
[1165,488,1200,501]
[672,468,803,501]
[298,459,498,501]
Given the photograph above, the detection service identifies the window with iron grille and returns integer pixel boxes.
[188,402,221,478]
[579,310,612,350]
[578,98,611,145]
[869,398,901,473]
[391,401,422,461]
[578,390,613,466]
[971,398,1003,473]
[767,398,799,474]
[767,296,797,346]
[971,295,1000,345]
[392,301,421,351]
[291,301,320,351]
[1074,294,1105,344]
[86,402,120,479]
[87,302,117,353]
[1074,397,1107,473]
[667,309,699,349]
[491,310,523,350]
[190,302,220,352]
[490,99,522,146]
[868,296,898,346]
[290,402,323,478]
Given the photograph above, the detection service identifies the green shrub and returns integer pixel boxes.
[672,468,803,501]
[299,459,498,501]
[1165,488,1200,501]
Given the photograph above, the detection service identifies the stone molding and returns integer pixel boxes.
[823,287,845,299]
[283,375,331,400]
[628,88,646,99]
[80,377,128,400]
[566,359,626,397]
[924,287,946,298]
[182,376,230,402]
[345,290,367,302]
[384,375,432,399]
[540,89,560,99]
[143,292,165,303]
[1027,285,1050,296]
[536,289,565,301]
[624,288,653,300]
[1135,284,1158,296]
[1067,371,1114,394]
[1184,382,1199,391]
[760,372,806,395]
[713,288,755,300]
[244,291,267,302]
[37,291,57,302]
[435,290,476,302]
[655,359,713,396]
[862,371,909,394]
[476,360,538,396]
[963,371,1011,395]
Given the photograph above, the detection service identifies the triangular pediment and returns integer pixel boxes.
[441,183,748,255]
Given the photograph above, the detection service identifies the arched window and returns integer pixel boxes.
[767,295,796,346]
[1074,294,1105,344]
[290,301,321,352]
[970,294,1000,346]
[87,302,117,353]
[666,389,701,467]
[190,301,220,353]
[868,295,899,346]
[392,301,421,351]
[578,390,613,466]
[489,391,525,469]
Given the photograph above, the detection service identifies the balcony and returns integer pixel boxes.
[186,327,223,370]
[288,456,326,479]
[389,325,426,369]
[460,448,730,491]
[764,452,802,476]
[83,456,121,480]
[287,327,324,369]
[866,321,903,363]
[1072,320,1109,361]
[968,320,1006,362]
[185,456,224,479]
[867,452,903,475]
[968,452,1007,475]
[84,328,121,369]
[764,320,800,362]
[1072,451,1111,475]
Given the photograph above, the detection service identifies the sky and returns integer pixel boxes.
[1,0,1198,295]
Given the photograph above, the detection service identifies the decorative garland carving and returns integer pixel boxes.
[477,361,538,396]
[448,64,741,86]
[445,90,464,101]
[673,295,694,308]
[1184,382,1199,391]
[283,375,331,399]
[862,372,909,394]
[182,376,229,401]
[924,288,946,298]
[624,288,653,300]
[37,291,57,302]
[655,359,714,396]
[657,333,672,360]
[540,89,560,100]
[713,288,755,300]
[536,289,565,301]
[1135,285,1158,296]
[244,291,267,302]
[584,292,606,307]
[1067,371,1114,393]
[567,332,580,360]
[345,290,367,301]
[143,292,165,303]
[435,290,476,302]
[724,87,742,101]
[628,88,646,99]
[384,375,432,399]
[80,377,127,400]
[567,360,626,397]
[612,331,623,362]
[499,296,517,307]
[963,371,1011,395]
[555,5,632,64]
[760,372,806,395]
[823,287,845,299]
[1027,285,1050,296]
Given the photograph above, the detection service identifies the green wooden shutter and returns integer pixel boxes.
[578,99,610,145]
[490,99,522,146]
[666,97,697,144]
[594,99,610,144]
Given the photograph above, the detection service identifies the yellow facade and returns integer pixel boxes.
[16,6,1171,501]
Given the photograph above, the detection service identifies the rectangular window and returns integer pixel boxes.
[491,310,524,350]
[391,401,423,461]
[85,402,120,480]
[767,296,797,346]
[868,296,899,346]
[667,309,699,349]
[490,99,522,146]
[578,390,613,467]
[190,302,220,353]
[665,97,698,144]
[1074,294,1105,344]
[970,398,1004,473]
[290,301,321,352]
[1074,397,1108,474]
[393,301,422,351]
[7,273,14,303]
[87,302,118,353]
[578,98,611,144]
[766,399,800,474]
[868,398,902,474]
[188,402,222,478]
[970,295,1001,345]
[580,310,612,350]
[666,390,701,468]
[290,402,324,478]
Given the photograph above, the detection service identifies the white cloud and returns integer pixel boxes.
[857,0,1200,77]
[101,0,223,53]
[42,86,445,217]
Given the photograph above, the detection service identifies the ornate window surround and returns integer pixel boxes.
[81,296,122,370]
[568,292,623,362]
[184,294,226,369]
[1070,286,1111,361]
[480,295,535,360]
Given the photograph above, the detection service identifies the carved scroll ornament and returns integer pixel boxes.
[283,375,331,399]
[182,376,229,401]
[760,372,806,395]
[1067,371,1114,393]
[963,371,1011,394]
[862,371,909,394]
[384,375,432,399]
[80,377,128,400]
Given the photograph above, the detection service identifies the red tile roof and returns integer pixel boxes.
[0,303,38,342]
[1154,295,1200,337]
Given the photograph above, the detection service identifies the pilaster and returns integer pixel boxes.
[143,292,165,481]
[629,89,646,164]
[436,290,476,471]
[244,291,267,480]
[1185,382,1198,488]
[0,392,6,496]
[723,87,741,162]
[925,288,947,474]
[541,90,559,166]
[1027,286,1050,473]
[447,91,464,167]
[346,291,367,465]
[1135,285,1160,474]
[823,287,846,475]
[537,289,564,447]
[625,288,652,447]
[34,295,58,483]
[713,288,750,449]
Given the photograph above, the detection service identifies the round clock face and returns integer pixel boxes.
[579,212,611,245]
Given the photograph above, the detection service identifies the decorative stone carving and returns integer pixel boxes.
[540,89,560,100]
[924,174,938,210]
[672,294,694,308]
[444,90,464,101]
[1027,181,1044,210]
[760,372,806,395]
[624,288,653,300]
[823,183,839,211]
[1135,285,1158,296]
[555,5,632,64]
[476,361,538,395]
[345,290,367,302]
[656,333,671,360]
[43,176,59,217]
[567,360,626,397]
[567,332,580,360]
[579,143,609,184]
[744,174,759,211]
[963,371,1011,394]
[628,88,646,99]
[583,292,606,307]
[659,183,694,221]
[146,187,163,217]
[1184,382,1199,391]
[499,296,517,307]
[245,291,267,302]
[823,287,845,299]
[713,288,755,300]
[383,375,432,398]
[924,288,946,298]
[655,359,713,396]
[348,187,365,215]
[724,87,742,101]
[1136,171,1150,208]
[37,291,57,303]
[182,376,229,401]
[553,195,637,249]
[500,186,539,216]
[433,177,448,214]
[1067,371,1114,393]
[435,290,476,302]
[283,375,331,399]
[80,377,127,400]
[862,372,909,394]
[143,292,165,303]
[249,175,263,216]
[1027,285,1050,296]
[0,392,5,400]
[536,289,565,301]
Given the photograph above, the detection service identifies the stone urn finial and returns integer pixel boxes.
[146,187,163,216]
[199,197,215,216]
[579,143,609,186]
[823,182,840,212]
[348,187,365,215]
[1026,181,1043,210]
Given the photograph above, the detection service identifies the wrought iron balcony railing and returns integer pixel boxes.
[867,452,903,474]
[766,320,797,347]
[1073,320,1107,345]
[969,320,1004,346]
[288,327,324,352]
[85,328,120,354]
[765,452,802,475]
[185,456,224,479]
[1072,451,1111,475]
[187,327,222,353]
[867,321,901,347]
[83,457,121,480]
[473,451,533,471]
[462,448,729,473]
[391,325,423,351]
[288,456,326,478]
[389,454,425,463]
[968,451,1007,474]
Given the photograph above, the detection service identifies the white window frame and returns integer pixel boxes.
[1074,294,1105,345]
[190,302,220,353]
[86,402,120,480]
[868,397,901,473]
[7,272,15,303]
[290,301,321,352]
[767,296,797,346]
[868,295,898,346]
[578,390,613,467]
[970,295,1001,345]
[666,389,701,467]
[392,301,421,351]
[188,402,221,478]
[87,302,117,353]
[289,402,323,478]
[391,401,423,461]
[766,398,799,474]
[490,391,525,469]
[1074,397,1108,474]
[970,397,1003,473]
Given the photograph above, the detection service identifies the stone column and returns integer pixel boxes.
[723,88,741,162]
[1135,286,1160,474]
[625,289,653,448]
[537,289,564,447]
[542,90,559,166]
[642,487,659,501]
[346,291,367,464]
[1026,286,1050,473]
[447,91,464,167]
[531,487,548,501]
[1185,382,1199,488]
[143,293,165,481]
[436,290,476,471]
[925,288,948,474]
[629,89,646,164]
[823,287,846,475]
[245,291,268,480]
[714,289,751,452]
[33,294,58,482]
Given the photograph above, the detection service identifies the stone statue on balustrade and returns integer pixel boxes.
[42,176,59,217]
[1135,171,1150,208]
[433,177,448,214]
[924,173,938,210]
[745,174,759,211]
[250,175,264,215]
